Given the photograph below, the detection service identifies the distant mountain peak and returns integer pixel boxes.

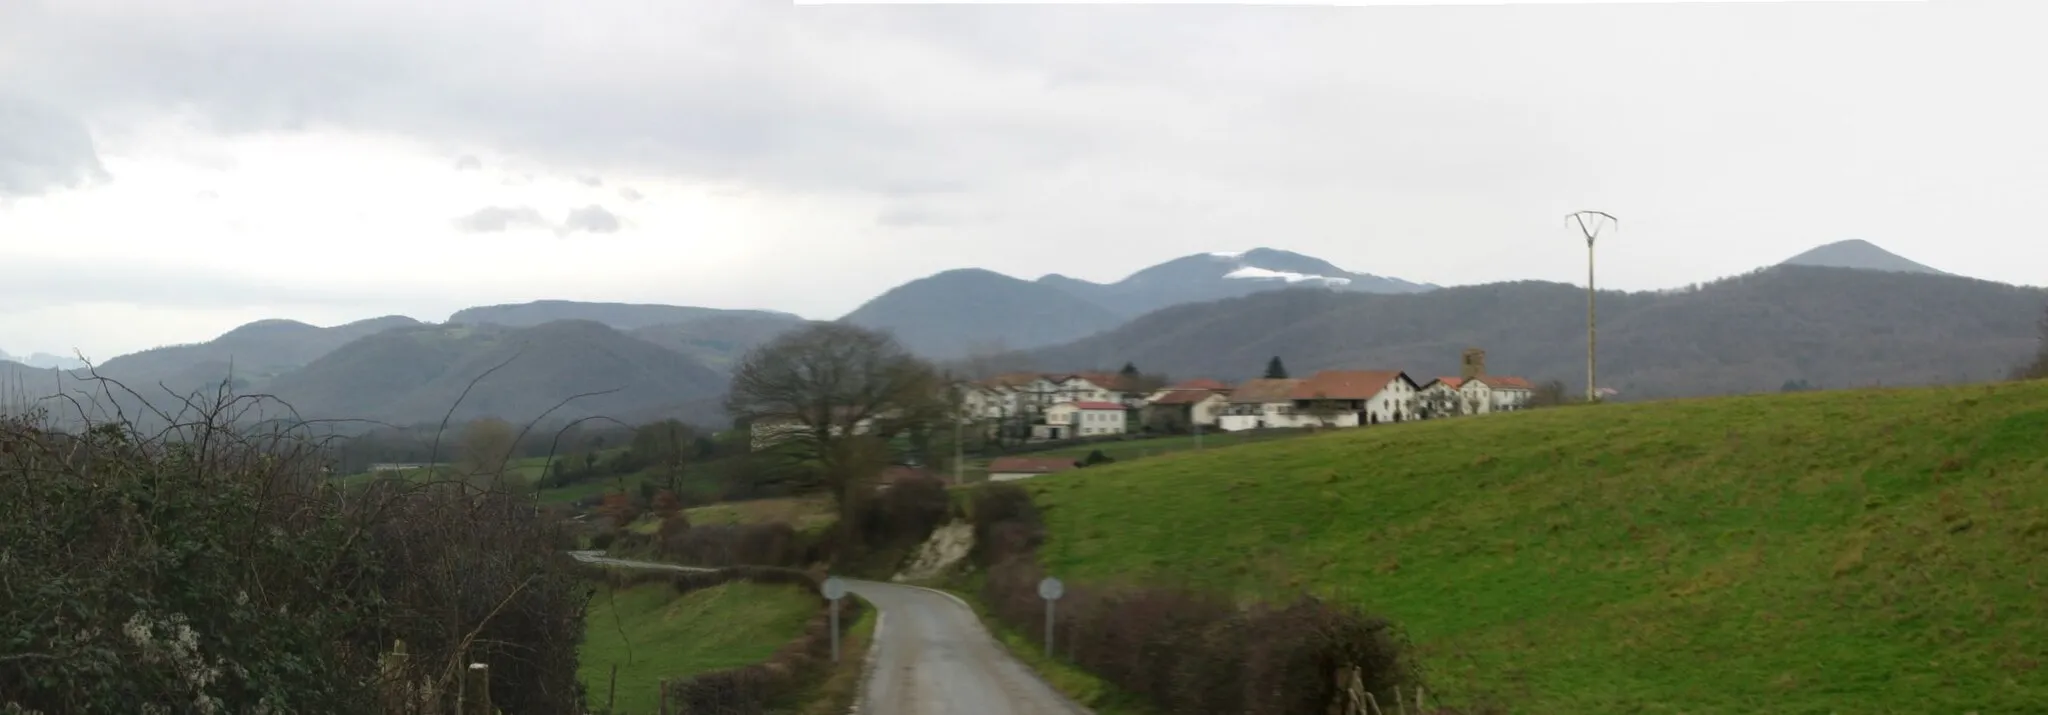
[1777,239,1947,276]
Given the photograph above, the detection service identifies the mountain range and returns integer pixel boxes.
[2,239,2037,430]
[842,248,1435,359]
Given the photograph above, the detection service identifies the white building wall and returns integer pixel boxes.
[1365,381,1418,423]
[1461,383,1495,414]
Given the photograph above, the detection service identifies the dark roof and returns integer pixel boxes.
[987,457,1078,474]
[1290,370,1410,401]
[1169,378,1231,391]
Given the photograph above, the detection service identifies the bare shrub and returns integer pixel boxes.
[968,483,1044,567]
[660,522,806,568]
[0,382,587,714]
[857,473,951,548]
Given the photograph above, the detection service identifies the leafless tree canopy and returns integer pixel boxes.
[724,323,943,518]
[726,323,940,443]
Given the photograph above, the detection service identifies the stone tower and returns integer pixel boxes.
[1460,348,1486,380]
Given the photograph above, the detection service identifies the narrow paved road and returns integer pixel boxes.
[571,552,1086,714]
[847,580,1090,715]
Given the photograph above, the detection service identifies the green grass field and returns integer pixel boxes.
[1017,381,2048,714]
[578,581,819,714]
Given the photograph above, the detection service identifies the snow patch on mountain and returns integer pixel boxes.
[1207,250,1247,259]
[1224,266,1353,286]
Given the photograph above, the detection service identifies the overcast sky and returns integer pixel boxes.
[2,0,2043,361]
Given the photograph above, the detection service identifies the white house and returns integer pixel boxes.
[1054,373,1138,406]
[1216,378,1305,431]
[1044,400,1128,438]
[1461,376,1537,414]
[1143,388,1230,431]
[1415,377,1466,419]
[988,373,1065,409]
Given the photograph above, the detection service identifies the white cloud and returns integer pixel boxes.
[0,0,2044,356]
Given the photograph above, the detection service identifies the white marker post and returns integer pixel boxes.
[822,576,849,661]
[1037,576,1065,658]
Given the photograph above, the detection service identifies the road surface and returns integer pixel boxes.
[846,580,1090,715]
[568,551,1088,714]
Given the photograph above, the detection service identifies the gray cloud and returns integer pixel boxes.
[875,206,956,228]
[616,186,643,201]
[0,255,421,311]
[453,205,550,233]
[3,1,2047,294]
[576,174,602,187]
[0,95,110,197]
[453,154,482,170]
[561,205,622,234]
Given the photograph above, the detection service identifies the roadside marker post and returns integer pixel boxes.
[822,576,849,661]
[1037,576,1065,658]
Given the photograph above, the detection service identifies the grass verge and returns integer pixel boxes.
[578,580,817,714]
[783,599,879,715]
[1018,381,2048,714]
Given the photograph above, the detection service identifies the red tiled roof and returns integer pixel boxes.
[1170,378,1231,391]
[1065,401,1127,410]
[988,457,1079,474]
[1470,375,1536,390]
[1430,377,1465,389]
[1227,378,1303,404]
[1289,370,1409,401]
[1150,390,1225,405]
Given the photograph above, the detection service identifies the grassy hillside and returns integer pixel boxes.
[579,581,818,714]
[1018,381,2048,714]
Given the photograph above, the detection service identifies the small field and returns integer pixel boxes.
[578,581,818,714]
[1018,381,2048,714]
[685,495,837,531]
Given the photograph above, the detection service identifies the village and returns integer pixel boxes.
[958,348,1537,442]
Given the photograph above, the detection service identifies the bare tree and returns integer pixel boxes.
[631,418,695,494]
[725,323,943,523]
[1527,380,1575,408]
[457,416,517,483]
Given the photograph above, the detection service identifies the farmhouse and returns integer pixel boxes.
[1289,370,1421,426]
[1043,400,1128,439]
[1142,386,1230,432]
[1462,375,1537,414]
[1216,378,1305,431]
[1416,377,1465,419]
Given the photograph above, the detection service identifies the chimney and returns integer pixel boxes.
[1460,348,1486,380]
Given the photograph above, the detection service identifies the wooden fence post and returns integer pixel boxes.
[464,663,491,715]
[658,677,669,715]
